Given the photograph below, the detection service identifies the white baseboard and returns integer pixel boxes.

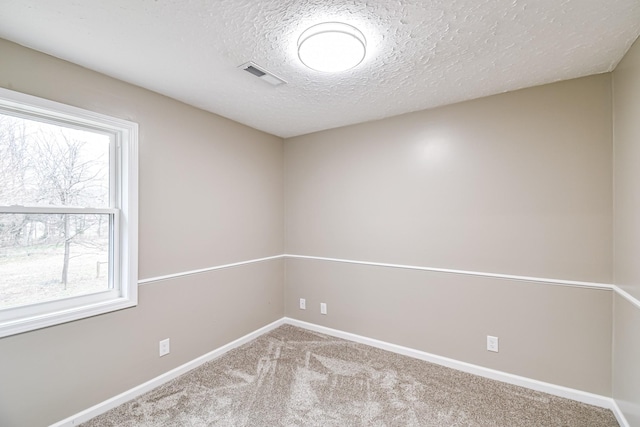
[49,318,286,427]
[283,318,629,426]
[51,316,629,427]
[611,399,632,427]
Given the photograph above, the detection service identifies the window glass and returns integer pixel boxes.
[0,213,111,309]
[0,113,110,208]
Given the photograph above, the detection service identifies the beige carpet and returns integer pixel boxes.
[82,325,619,426]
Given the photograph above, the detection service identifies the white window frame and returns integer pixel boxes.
[0,87,138,338]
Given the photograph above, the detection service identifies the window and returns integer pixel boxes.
[0,87,138,338]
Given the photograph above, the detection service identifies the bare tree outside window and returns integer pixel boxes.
[0,114,111,309]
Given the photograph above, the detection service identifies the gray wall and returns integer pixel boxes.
[613,36,640,426]
[284,74,614,395]
[0,39,284,427]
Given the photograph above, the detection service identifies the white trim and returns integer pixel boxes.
[611,399,632,427]
[283,318,623,414]
[285,253,640,309]
[49,318,287,427]
[1,297,136,339]
[137,253,640,310]
[285,254,614,290]
[612,285,640,310]
[119,122,138,314]
[0,87,133,133]
[138,255,284,285]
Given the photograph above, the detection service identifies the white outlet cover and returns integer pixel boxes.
[159,338,170,357]
[487,336,499,353]
[320,303,327,315]
[299,298,306,310]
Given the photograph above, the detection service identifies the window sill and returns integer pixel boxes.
[0,295,137,338]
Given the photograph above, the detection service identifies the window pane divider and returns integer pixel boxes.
[0,206,118,214]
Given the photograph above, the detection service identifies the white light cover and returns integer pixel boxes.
[298,22,366,72]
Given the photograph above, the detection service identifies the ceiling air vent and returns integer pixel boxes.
[238,62,287,86]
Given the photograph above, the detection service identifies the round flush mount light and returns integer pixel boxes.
[297,22,367,72]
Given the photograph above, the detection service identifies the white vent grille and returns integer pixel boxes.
[238,62,286,86]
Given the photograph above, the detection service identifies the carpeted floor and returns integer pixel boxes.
[82,325,619,426]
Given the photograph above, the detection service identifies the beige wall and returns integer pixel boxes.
[613,36,640,426]
[285,258,613,394]
[0,33,633,426]
[0,39,284,427]
[613,36,640,303]
[612,295,640,426]
[285,75,614,394]
[286,75,612,282]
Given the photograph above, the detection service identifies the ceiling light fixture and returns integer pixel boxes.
[297,22,367,73]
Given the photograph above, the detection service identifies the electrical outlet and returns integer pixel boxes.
[299,298,306,310]
[487,336,499,353]
[159,338,170,357]
[320,302,327,315]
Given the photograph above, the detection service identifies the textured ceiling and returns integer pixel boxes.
[1,0,639,138]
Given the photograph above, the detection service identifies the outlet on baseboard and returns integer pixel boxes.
[159,338,170,357]
[299,298,306,310]
[487,335,499,352]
